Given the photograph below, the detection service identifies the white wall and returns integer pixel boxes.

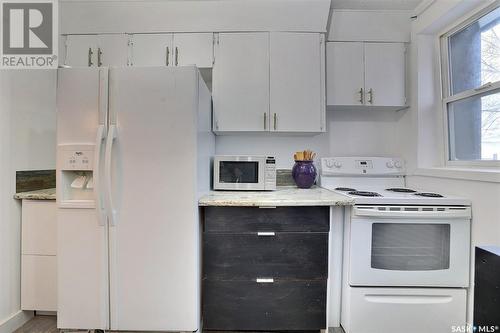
[0,70,56,331]
[328,10,412,42]
[60,0,331,34]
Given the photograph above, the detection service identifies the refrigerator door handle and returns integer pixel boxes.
[104,124,117,226]
[94,125,107,226]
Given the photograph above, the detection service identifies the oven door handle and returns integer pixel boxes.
[353,207,471,219]
[364,294,454,304]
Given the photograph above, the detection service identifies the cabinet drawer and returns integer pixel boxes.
[21,255,57,311]
[204,206,329,232]
[203,279,327,330]
[203,232,328,280]
[22,200,57,255]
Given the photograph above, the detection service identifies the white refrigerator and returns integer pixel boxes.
[56,66,214,331]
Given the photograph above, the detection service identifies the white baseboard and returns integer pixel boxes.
[0,310,34,333]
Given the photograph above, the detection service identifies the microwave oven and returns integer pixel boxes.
[213,155,276,191]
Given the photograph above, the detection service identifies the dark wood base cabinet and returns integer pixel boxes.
[202,206,329,331]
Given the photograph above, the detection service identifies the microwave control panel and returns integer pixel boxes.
[265,157,276,190]
[58,144,94,171]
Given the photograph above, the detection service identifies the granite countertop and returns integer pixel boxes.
[14,188,56,200]
[198,186,354,207]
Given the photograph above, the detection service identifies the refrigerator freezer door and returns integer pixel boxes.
[57,68,107,142]
[57,209,109,329]
[57,68,109,330]
[108,67,201,331]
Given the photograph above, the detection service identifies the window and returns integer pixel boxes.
[441,4,500,165]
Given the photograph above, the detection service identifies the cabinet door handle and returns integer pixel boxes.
[257,232,275,236]
[256,278,274,283]
[264,112,267,130]
[175,46,179,66]
[273,113,277,131]
[166,46,170,66]
[97,47,103,67]
[358,88,364,104]
[368,88,374,104]
[88,48,93,67]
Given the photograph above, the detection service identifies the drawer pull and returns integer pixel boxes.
[256,278,274,283]
[257,232,275,236]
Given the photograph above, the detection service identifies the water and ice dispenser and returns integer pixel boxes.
[58,144,96,207]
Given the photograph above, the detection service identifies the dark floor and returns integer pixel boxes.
[14,316,58,333]
[14,316,345,333]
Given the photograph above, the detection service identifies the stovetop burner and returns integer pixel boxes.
[348,191,382,197]
[414,192,444,198]
[385,188,417,193]
[335,187,357,192]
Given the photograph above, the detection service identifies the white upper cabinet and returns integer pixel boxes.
[64,34,129,67]
[270,33,325,133]
[131,33,213,68]
[97,35,130,67]
[326,41,407,110]
[364,43,406,107]
[213,33,270,132]
[326,42,364,106]
[131,34,173,67]
[213,32,326,134]
[65,33,214,68]
[173,33,214,68]
[65,35,98,67]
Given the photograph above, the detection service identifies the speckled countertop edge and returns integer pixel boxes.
[198,186,354,207]
[14,188,56,200]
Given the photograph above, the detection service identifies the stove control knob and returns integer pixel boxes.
[334,161,342,168]
[386,161,394,168]
[394,160,403,168]
[325,159,334,168]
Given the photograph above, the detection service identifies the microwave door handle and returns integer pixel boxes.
[94,125,106,226]
[104,125,117,226]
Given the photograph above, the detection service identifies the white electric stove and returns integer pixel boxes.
[320,156,470,206]
[319,157,471,333]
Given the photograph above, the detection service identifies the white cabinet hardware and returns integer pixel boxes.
[367,88,373,104]
[256,278,274,283]
[88,47,93,67]
[257,232,276,236]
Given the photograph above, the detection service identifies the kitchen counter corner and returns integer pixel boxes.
[198,186,354,207]
[14,188,56,200]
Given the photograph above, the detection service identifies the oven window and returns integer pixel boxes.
[371,223,451,271]
[219,161,259,183]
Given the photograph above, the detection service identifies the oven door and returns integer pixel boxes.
[348,206,471,287]
[214,157,265,190]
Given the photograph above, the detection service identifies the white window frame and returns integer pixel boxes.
[440,1,500,168]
